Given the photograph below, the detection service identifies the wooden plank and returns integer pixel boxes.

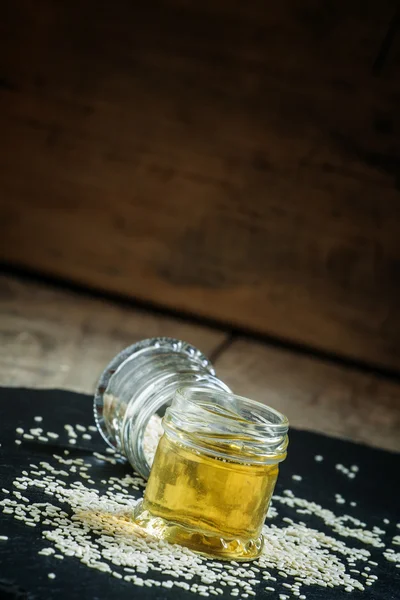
[0,275,226,393]
[214,338,400,452]
[1,274,398,452]
[1,1,400,370]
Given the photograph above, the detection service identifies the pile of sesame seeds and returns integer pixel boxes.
[143,414,164,467]
[1,416,400,598]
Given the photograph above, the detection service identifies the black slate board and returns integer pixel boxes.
[0,388,399,600]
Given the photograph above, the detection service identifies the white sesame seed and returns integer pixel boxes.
[48,573,56,579]
[1,418,391,597]
[30,428,42,435]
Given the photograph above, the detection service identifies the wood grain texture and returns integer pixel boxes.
[1,275,399,451]
[1,1,400,369]
[214,338,400,452]
[0,275,226,393]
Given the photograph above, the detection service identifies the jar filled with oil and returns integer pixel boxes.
[133,386,289,561]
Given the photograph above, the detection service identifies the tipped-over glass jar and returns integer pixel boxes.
[133,386,289,560]
[94,337,231,479]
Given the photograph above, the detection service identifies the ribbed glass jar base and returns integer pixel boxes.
[132,504,264,561]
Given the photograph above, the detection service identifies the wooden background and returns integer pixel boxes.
[1,1,400,370]
[2,274,399,452]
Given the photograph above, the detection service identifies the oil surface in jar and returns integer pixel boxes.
[134,433,279,560]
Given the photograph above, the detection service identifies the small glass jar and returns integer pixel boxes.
[94,337,231,479]
[133,386,289,561]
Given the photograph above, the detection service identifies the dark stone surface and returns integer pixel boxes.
[0,388,399,599]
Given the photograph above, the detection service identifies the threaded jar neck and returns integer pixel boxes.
[164,387,289,465]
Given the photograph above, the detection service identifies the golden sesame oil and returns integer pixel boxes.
[133,432,279,560]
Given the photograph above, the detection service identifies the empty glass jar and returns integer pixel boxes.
[94,337,231,479]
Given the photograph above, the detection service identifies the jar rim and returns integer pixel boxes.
[176,385,288,429]
[164,386,289,464]
[93,337,216,451]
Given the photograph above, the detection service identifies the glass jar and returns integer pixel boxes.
[133,386,289,560]
[94,337,231,479]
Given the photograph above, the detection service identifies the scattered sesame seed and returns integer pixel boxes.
[1,417,394,597]
[82,434,92,440]
[34,416,43,423]
[0,536,8,541]
[48,573,56,579]
[15,440,22,445]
